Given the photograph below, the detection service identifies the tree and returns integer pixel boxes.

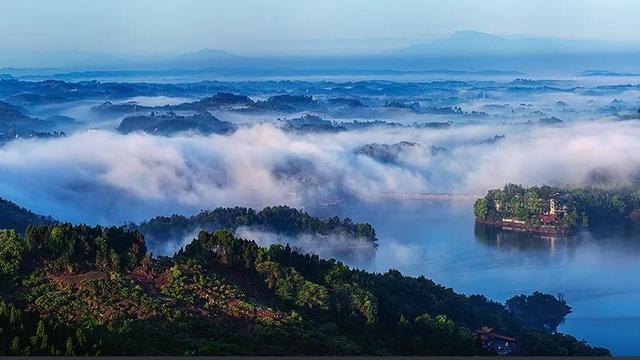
[453,327,475,355]
[109,249,121,271]
[10,336,21,355]
[64,337,75,356]
[473,198,489,219]
[525,190,544,219]
[506,292,571,332]
[611,195,626,215]
[49,226,73,263]
[0,229,25,289]
[34,320,48,352]
[297,281,329,310]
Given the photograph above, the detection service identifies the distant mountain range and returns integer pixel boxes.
[579,69,640,77]
[1,31,640,76]
[396,31,640,56]
[0,48,242,72]
[3,68,526,82]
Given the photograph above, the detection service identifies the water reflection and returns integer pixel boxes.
[474,222,640,256]
[475,223,567,252]
[309,200,640,354]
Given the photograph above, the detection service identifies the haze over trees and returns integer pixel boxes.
[131,205,377,257]
[117,111,236,136]
[0,197,376,260]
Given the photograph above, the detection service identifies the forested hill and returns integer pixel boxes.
[0,224,609,355]
[132,205,377,253]
[0,197,55,233]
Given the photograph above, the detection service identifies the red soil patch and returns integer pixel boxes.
[47,271,109,289]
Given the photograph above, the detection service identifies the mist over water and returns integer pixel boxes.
[2,119,640,225]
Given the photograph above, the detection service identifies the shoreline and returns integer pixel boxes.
[475,218,571,236]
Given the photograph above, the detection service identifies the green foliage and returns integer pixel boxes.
[473,197,490,219]
[517,329,611,356]
[332,284,378,325]
[475,183,640,231]
[0,224,611,356]
[0,301,101,355]
[24,224,146,272]
[135,205,377,252]
[506,292,572,332]
[0,229,25,289]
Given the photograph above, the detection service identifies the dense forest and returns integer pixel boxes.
[0,222,609,355]
[474,183,640,231]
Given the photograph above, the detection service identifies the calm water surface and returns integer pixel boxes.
[309,200,640,355]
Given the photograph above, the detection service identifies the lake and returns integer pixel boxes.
[309,200,640,355]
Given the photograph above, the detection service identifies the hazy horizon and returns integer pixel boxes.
[2,0,640,54]
[1,0,640,72]
[0,0,640,74]
[1,29,640,76]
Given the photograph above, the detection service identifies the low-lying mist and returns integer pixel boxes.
[234,226,376,265]
[0,119,639,225]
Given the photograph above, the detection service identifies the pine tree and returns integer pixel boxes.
[65,337,75,356]
[10,336,21,355]
[9,306,21,324]
[35,320,48,352]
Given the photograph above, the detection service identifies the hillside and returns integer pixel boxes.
[0,223,609,355]
[0,197,55,233]
[0,101,53,133]
[117,111,236,136]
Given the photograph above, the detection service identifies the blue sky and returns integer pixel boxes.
[0,0,639,55]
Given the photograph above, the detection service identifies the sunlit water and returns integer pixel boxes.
[308,200,640,355]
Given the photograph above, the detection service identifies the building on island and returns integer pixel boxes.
[541,214,556,224]
[549,194,569,216]
[474,326,517,355]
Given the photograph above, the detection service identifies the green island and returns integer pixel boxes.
[130,205,377,253]
[474,184,640,235]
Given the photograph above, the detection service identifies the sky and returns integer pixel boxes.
[0,0,639,56]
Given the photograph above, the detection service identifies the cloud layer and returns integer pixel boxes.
[1,119,640,225]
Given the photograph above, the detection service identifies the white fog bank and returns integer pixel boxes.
[0,120,639,224]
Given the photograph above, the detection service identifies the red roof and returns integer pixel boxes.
[493,333,516,342]
[474,326,516,343]
[542,214,556,223]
